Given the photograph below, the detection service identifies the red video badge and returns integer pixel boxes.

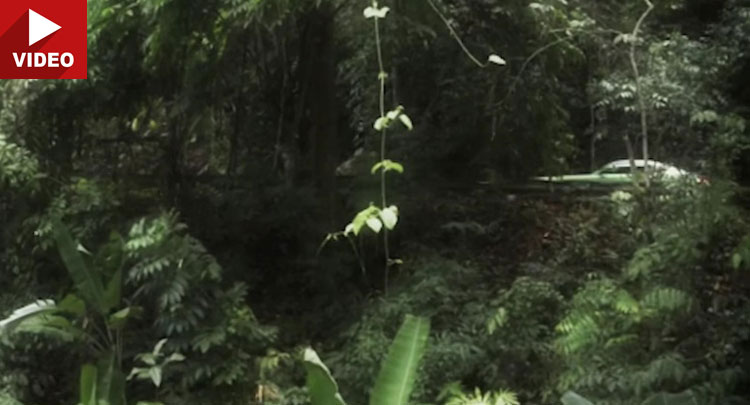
[0,0,87,79]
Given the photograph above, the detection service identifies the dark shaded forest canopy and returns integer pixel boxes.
[4,0,750,404]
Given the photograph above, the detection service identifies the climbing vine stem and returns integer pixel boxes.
[374,13,392,294]
[320,1,411,295]
[321,0,500,295]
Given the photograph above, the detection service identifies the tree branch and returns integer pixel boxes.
[425,0,491,68]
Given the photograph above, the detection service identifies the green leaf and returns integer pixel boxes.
[487,307,508,335]
[398,114,413,130]
[370,315,430,405]
[97,352,126,405]
[346,206,381,236]
[149,367,163,387]
[641,287,692,314]
[374,117,388,131]
[153,338,168,356]
[379,206,398,230]
[367,217,383,233]
[561,391,595,405]
[14,313,84,341]
[102,268,123,314]
[136,353,157,366]
[614,290,639,314]
[51,218,106,312]
[371,160,404,175]
[79,364,97,405]
[165,353,186,363]
[77,243,93,256]
[488,54,507,65]
[108,307,133,330]
[58,294,85,317]
[127,367,146,381]
[303,348,347,405]
[0,300,57,333]
[364,6,390,19]
[690,110,719,125]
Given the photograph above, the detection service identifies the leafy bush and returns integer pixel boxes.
[328,257,563,404]
[554,183,750,404]
[304,314,430,405]
[122,213,277,400]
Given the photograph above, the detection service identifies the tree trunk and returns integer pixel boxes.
[298,4,340,224]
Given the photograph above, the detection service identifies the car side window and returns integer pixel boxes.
[599,166,632,174]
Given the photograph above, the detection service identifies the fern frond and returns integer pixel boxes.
[641,288,692,315]
[614,290,640,315]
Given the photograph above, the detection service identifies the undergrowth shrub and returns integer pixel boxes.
[328,257,563,404]
[554,182,750,404]
[122,212,277,403]
[0,179,115,405]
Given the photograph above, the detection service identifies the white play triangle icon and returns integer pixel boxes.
[28,9,61,47]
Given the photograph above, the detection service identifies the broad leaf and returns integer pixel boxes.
[367,217,383,233]
[58,294,85,316]
[79,364,97,405]
[149,367,163,387]
[96,352,126,405]
[0,300,57,333]
[14,313,85,341]
[370,315,430,405]
[303,348,347,405]
[102,267,123,314]
[346,206,381,236]
[51,218,106,312]
[380,206,398,230]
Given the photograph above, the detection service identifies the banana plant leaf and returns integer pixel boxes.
[370,315,430,405]
[51,218,107,313]
[303,348,347,405]
[0,300,56,333]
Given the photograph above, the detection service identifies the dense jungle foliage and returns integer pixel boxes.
[4,0,750,404]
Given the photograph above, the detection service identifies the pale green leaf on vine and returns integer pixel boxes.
[367,217,383,233]
[380,206,398,230]
[399,114,413,130]
[371,160,404,175]
[488,54,506,66]
[364,6,390,19]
